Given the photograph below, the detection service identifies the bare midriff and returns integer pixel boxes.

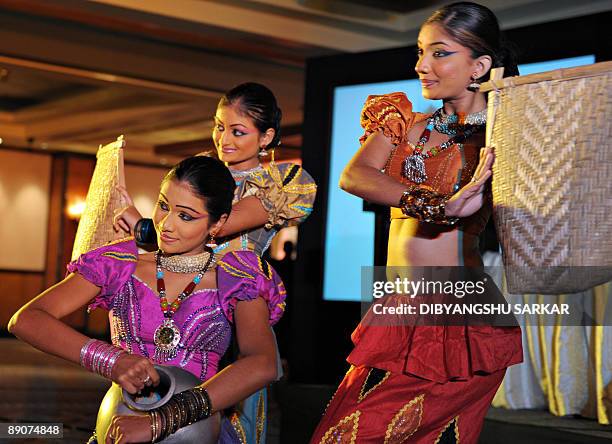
[387,217,482,267]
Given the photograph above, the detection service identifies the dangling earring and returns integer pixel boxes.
[467,74,481,92]
[205,233,217,249]
[258,147,269,157]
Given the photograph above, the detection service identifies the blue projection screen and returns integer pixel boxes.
[322,55,595,302]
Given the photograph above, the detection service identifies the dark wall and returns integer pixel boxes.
[291,11,612,384]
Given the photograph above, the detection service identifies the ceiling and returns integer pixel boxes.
[0,0,609,165]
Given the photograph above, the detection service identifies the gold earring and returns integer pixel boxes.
[467,74,480,92]
[205,234,217,249]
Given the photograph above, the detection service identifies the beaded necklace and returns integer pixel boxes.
[153,250,215,362]
[402,108,485,184]
[433,108,487,136]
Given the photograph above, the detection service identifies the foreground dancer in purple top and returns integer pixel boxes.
[9,156,285,443]
[67,239,285,384]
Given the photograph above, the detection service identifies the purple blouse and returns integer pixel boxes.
[67,238,286,382]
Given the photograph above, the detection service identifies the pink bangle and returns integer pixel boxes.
[80,339,126,379]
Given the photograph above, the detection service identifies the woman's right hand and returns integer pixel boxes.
[105,414,152,444]
[111,353,160,394]
[113,186,143,234]
[445,147,494,218]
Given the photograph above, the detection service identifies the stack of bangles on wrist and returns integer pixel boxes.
[79,339,127,379]
[148,386,212,442]
[399,187,459,226]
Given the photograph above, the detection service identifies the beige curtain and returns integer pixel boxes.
[487,251,612,424]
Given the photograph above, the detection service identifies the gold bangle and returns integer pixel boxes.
[148,411,156,443]
[149,386,214,440]
[398,187,415,208]
[399,187,458,225]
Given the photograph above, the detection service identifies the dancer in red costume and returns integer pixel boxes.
[311,3,522,443]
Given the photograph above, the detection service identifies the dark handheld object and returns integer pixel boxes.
[134,218,157,249]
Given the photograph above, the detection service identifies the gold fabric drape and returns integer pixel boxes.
[492,278,611,424]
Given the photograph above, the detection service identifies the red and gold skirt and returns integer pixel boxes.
[310,322,522,444]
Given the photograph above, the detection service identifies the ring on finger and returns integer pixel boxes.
[143,376,152,384]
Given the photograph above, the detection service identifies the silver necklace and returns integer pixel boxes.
[433,108,487,136]
[158,251,216,273]
[231,164,264,179]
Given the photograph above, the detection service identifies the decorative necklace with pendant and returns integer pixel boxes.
[433,108,487,136]
[402,108,485,184]
[153,250,215,362]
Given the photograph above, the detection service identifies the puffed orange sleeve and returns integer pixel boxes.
[359,92,416,145]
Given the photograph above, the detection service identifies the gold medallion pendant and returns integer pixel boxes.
[154,319,181,362]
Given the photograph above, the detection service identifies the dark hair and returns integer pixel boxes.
[218,82,282,148]
[424,2,519,79]
[163,156,235,223]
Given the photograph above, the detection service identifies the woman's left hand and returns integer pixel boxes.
[445,147,495,217]
[105,414,152,444]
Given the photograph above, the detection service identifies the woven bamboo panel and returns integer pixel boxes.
[485,62,612,294]
[71,136,126,261]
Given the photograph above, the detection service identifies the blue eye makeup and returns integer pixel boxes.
[158,200,197,221]
[433,50,455,57]
[214,123,246,137]
[416,47,455,58]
